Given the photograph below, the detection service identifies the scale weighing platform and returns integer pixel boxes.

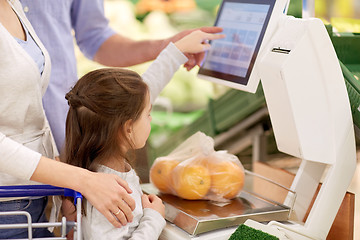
[142,171,292,237]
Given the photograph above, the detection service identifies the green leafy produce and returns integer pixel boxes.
[228,224,279,240]
[149,110,204,148]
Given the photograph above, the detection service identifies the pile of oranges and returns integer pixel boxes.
[150,156,245,200]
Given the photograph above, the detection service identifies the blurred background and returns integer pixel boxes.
[75,0,360,168]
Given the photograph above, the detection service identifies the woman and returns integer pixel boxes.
[0,0,134,237]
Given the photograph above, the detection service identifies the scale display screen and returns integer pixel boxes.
[198,0,275,87]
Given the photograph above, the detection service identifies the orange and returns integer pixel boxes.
[209,161,245,199]
[191,157,209,167]
[171,164,211,200]
[150,159,179,193]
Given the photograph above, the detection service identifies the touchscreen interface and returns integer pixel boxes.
[199,0,275,86]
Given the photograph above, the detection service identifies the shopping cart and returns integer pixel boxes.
[0,185,82,240]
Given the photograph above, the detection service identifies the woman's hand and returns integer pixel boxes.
[141,194,165,217]
[32,157,136,228]
[80,172,136,227]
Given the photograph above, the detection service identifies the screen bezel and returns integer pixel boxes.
[198,0,276,92]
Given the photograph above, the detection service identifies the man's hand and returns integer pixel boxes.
[166,26,223,70]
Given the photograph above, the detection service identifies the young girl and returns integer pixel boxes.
[63,31,224,239]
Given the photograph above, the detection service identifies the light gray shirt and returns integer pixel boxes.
[82,165,166,240]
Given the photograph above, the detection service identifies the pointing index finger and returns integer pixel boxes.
[204,33,226,41]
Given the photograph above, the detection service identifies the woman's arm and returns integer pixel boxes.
[0,132,135,227]
[31,156,136,227]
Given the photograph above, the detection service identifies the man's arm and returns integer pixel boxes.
[93,26,223,70]
[72,0,222,70]
[93,34,166,67]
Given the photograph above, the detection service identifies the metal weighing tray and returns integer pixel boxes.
[141,183,291,236]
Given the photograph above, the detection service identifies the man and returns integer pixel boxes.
[20,0,222,151]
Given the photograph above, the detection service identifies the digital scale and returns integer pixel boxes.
[144,0,357,239]
[143,170,292,235]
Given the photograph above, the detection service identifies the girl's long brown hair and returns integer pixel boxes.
[64,68,148,171]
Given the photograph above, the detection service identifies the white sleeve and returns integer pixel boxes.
[0,132,41,180]
[142,42,188,104]
[129,208,166,240]
[82,208,166,240]
[82,205,132,240]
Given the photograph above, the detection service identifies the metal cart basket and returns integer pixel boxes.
[0,185,82,240]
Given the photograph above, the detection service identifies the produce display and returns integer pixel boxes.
[76,0,219,112]
[150,132,245,201]
[136,0,197,14]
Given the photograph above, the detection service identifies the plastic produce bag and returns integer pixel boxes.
[150,131,245,202]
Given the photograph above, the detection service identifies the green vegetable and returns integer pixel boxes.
[228,224,279,240]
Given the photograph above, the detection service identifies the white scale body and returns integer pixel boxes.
[158,2,356,240]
